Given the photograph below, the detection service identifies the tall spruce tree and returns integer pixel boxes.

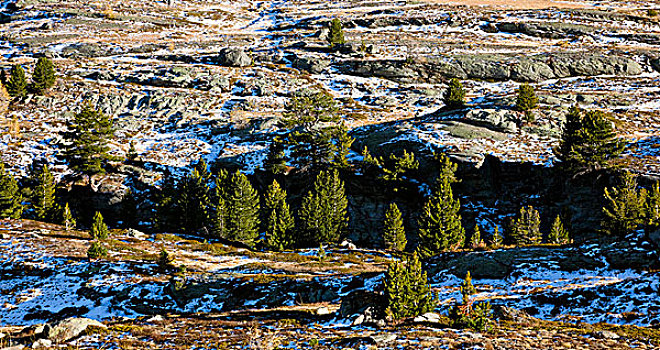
[30,57,56,95]
[62,202,76,231]
[490,225,502,248]
[332,123,354,170]
[0,163,22,219]
[62,104,114,185]
[470,224,483,249]
[548,215,570,244]
[90,211,109,240]
[554,107,624,174]
[263,180,294,251]
[383,202,407,251]
[263,141,288,175]
[155,175,177,232]
[417,154,464,257]
[602,171,646,236]
[515,83,539,121]
[210,169,229,238]
[327,18,345,47]
[6,64,27,97]
[31,164,58,222]
[507,205,541,245]
[647,182,660,227]
[226,170,260,246]
[384,252,438,320]
[175,162,212,234]
[298,170,348,245]
[443,78,465,109]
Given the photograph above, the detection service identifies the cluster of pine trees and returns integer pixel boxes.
[4,57,56,97]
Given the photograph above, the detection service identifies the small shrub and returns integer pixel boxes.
[443,78,465,109]
[648,9,658,17]
[327,18,345,47]
[448,271,493,332]
[87,241,108,259]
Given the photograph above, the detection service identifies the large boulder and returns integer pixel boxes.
[462,109,519,133]
[292,56,331,74]
[217,48,253,67]
[46,318,106,343]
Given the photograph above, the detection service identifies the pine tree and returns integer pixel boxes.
[30,57,56,95]
[332,123,354,170]
[460,271,477,304]
[31,164,58,222]
[417,155,464,257]
[548,215,570,244]
[263,140,287,175]
[507,206,541,245]
[490,225,502,248]
[6,64,27,97]
[87,241,107,259]
[554,107,624,174]
[226,170,260,246]
[62,202,76,231]
[384,252,438,320]
[647,182,660,227]
[119,188,139,229]
[443,78,465,110]
[62,104,114,183]
[470,225,483,249]
[126,141,138,162]
[155,175,177,232]
[448,271,492,331]
[298,170,348,245]
[0,163,22,219]
[383,202,407,251]
[327,18,345,47]
[157,248,174,272]
[90,211,109,240]
[602,171,646,236]
[515,83,538,121]
[210,170,229,238]
[175,163,212,234]
[263,180,294,251]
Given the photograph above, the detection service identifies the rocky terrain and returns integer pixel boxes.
[1,0,660,349]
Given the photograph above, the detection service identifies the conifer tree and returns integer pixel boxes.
[460,271,477,304]
[157,248,174,272]
[175,163,212,234]
[0,163,22,219]
[298,170,348,245]
[383,202,406,251]
[417,155,464,257]
[507,206,541,245]
[90,211,109,240]
[515,83,538,121]
[332,123,354,170]
[226,170,260,246]
[443,78,465,109]
[30,57,56,95]
[490,225,502,248]
[119,188,139,229]
[62,202,76,231]
[448,271,492,331]
[210,169,229,238]
[6,64,27,97]
[62,104,114,184]
[469,225,483,249]
[384,252,438,320]
[87,241,107,259]
[548,215,570,244]
[647,182,660,227]
[554,107,624,174]
[31,164,58,222]
[602,171,646,236]
[155,176,177,232]
[263,141,287,175]
[327,18,345,47]
[263,180,294,251]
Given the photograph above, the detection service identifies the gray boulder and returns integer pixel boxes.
[463,109,519,133]
[217,48,252,67]
[46,318,106,343]
[292,56,330,74]
[511,60,555,82]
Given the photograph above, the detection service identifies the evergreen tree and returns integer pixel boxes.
[554,107,624,174]
[448,271,492,331]
[210,169,229,238]
[647,182,660,227]
[155,175,177,232]
[460,271,477,304]
[332,123,354,170]
[417,155,464,257]
[507,205,541,245]
[327,18,345,47]
[126,141,138,162]
[87,241,107,259]
[157,248,174,272]
[263,180,295,251]
[383,202,407,251]
[384,252,438,320]
[90,211,109,240]
[62,202,76,231]
[31,164,58,222]
[548,215,570,244]
[263,140,287,175]
[175,163,212,234]
[360,148,419,192]
[0,163,22,219]
[469,225,483,249]
[515,83,538,121]
[490,225,502,248]
[62,104,114,183]
[602,171,646,236]
[6,64,27,97]
[30,57,56,95]
[443,78,465,110]
[226,170,260,246]
[119,188,139,229]
[298,170,348,245]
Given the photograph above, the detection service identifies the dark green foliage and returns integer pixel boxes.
[383,203,406,251]
[263,180,295,251]
[361,147,419,192]
[554,107,624,174]
[332,123,354,170]
[155,176,178,232]
[6,64,27,97]
[87,241,107,259]
[515,83,539,122]
[647,182,660,227]
[417,154,464,257]
[317,244,327,262]
[448,271,492,332]
[0,163,23,219]
[126,141,138,162]
[62,203,76,231]
[443,78,465,109]
[384,252,438,320]
[490,225,502,248]
[507,205,541,245]
[263,140,287,175]
[31,164,59,222]
[119,188,139,229]
[548,215,570,244]
[158,248,174,272]
[210,169,229,238]
[469,225,483,249]
[91,211,109,240]
[62,104,114,179]
[298,170,348,245]
[327,18,345,47]
[30,57,56,95]
[175,160,212,234]
[602,172,646,236]
[226,170,260,246]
